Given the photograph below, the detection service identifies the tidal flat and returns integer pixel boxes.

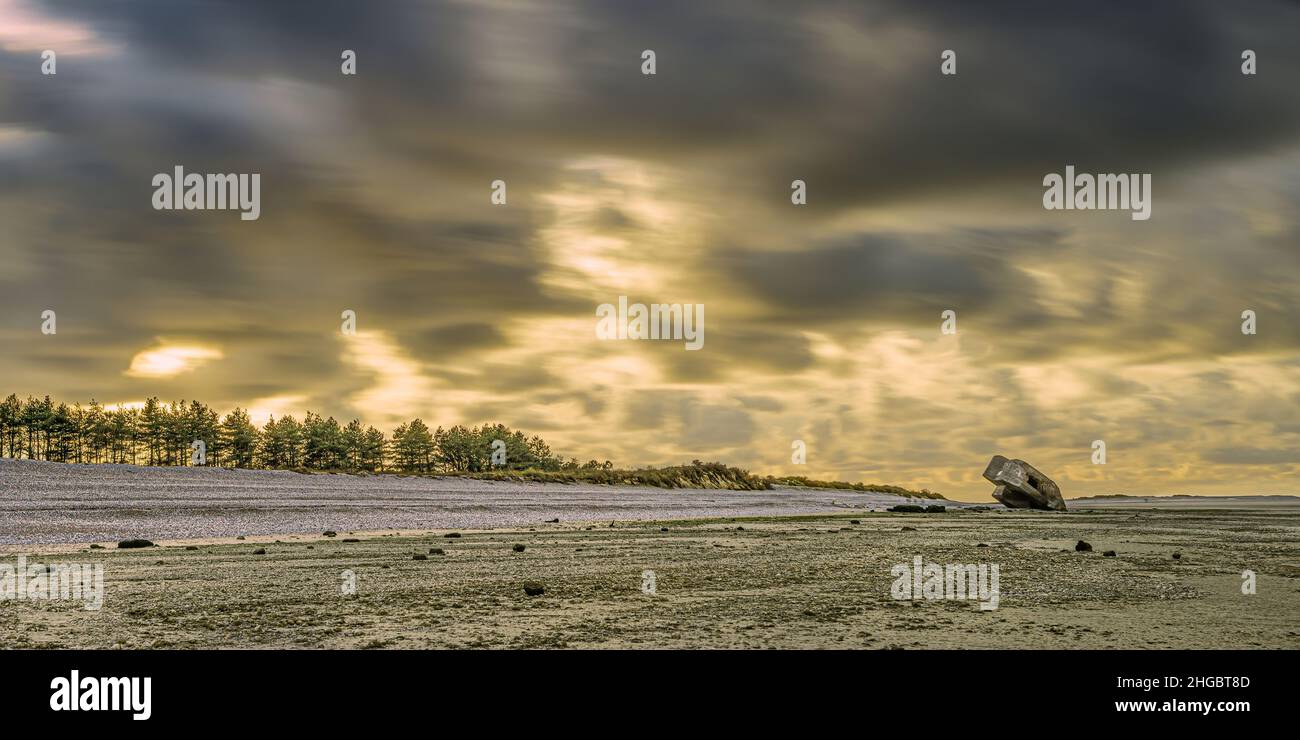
[2,505,1297,649]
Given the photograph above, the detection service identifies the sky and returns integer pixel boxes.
[1,0,1298,500]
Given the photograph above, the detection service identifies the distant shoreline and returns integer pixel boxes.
[1068,494,1300,510]
[1074,492,1300,499]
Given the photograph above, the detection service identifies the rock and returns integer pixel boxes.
[982,455,1067,511]
[513,544,526,552]
[323,531,337,537]
[185,546,199,551]
[341,538,360,543]
[444,532,462,538]
[977,543,989,547]
[901,526,917,531]
[253,548,266,555]
[1172,552,1181,560]
[1075,540,1093,552]
[522,581,546,597]
[88,544,104,549]
[924,505,946,513]
[849,520,861,525]
[545,518,559,523]
[412,554,428,561]
[117,539,155,549]
[429,548,445,555]
[236,536,245,541]
[889,505,926,513]
[660,527,669,532]
[1103,550,1117,557]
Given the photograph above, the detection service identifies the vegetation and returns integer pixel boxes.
[0,393,588,474]
[447,460,770,490]
[767,475,944,500]
[0,393,942,497]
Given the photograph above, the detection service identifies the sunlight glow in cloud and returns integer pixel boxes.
[539,157,692,297]
[343,331,436,427]
[126,345,223,378]
[246,395,310,426]
[0,125,53,156]
[0,0,114,54]
[102,401,146,412]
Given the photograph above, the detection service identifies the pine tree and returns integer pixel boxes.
[361,426,386,471]
[1,393,571,475]
[342,419,365,470]
[220,408,259,468]
[0,394,21,458]
[392,419,434,473]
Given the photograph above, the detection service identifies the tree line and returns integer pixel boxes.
[0,394,611,474]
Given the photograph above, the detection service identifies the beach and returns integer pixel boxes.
[1,459,1296,649]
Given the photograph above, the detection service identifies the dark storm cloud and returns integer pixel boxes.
[716,233,1003,321]
[718,0,1300,210]
[35,0,1300,201]
[709,228,1067,342]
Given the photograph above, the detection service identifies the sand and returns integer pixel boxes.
[2,505,1296,649]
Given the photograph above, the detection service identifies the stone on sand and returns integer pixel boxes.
[117,539,155,549]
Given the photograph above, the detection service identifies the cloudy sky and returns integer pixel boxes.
[1,0,1297,500]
